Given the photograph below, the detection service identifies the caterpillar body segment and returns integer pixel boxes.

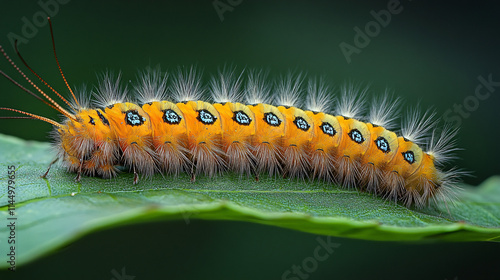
[359,123,399,193]
[141,100,189,176]
[276,105,314,180]
[304,110,342,183]
[104,102,157,183]
[176,100,226,179]
[247,103,285,177]
[212,102,256,177]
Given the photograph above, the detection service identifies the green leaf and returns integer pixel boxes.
[0,133,499,268]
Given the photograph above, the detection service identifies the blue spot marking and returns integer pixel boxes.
[125,110,146,126]
[402,151,415,164]
[163,109,182,125]
[375,137,390,153]
[197,109,217,125]
[293,117,310,131]
[320,122,336,137]
[264,112,281,127]
[348,129,365,144]
[233,111,251,126]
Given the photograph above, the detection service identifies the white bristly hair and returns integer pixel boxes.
[210,66,244,103]
[274,72,304,107]
[245,69,272,105]
[401,106,437,145]
[93,72,128,108]
[170,66,204,103]
[305,77,333,113]
[70,84,91,111]
[335,83,367,119]
[427,124,461,166]
[368,91,401,130]
[135,67,168,104]
[429,166,467,209]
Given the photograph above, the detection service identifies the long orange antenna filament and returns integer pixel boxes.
[0,116,37,120]
[48,17,80,107]
[14,40,75,110]
[0,108,62,127]
[0,69,62,112]
[0,45,76,121]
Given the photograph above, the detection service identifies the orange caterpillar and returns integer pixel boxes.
[0,21,461,208]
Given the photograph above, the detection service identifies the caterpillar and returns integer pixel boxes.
[0,20,461,208]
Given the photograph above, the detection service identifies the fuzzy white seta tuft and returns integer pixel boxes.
[427,124,461,166]
[70,84,91,111]
[170,66,204,103]
[368,91,401,130]
[274,72,304,107]
[210,66,244,103]
[245,69,272,105]
[305,77,333,113]
[335,83,367,119]
[426,167,467,209]
[401,106,437,145]
[93,72,128,108]
[135,66,169,104]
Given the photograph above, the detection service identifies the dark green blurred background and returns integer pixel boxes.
[0,1,499,279]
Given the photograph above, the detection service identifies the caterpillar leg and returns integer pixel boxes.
[253,169,260,182]
[74,157,84,183]
[41,157,59,179]
[190,163,196,182]
[133,166,139,185]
